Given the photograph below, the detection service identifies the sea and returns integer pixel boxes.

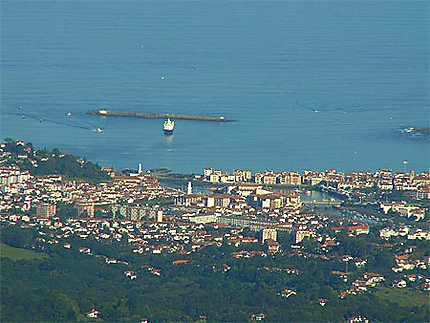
[1,0,429,174]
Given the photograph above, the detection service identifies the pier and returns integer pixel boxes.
[86,110,233,122]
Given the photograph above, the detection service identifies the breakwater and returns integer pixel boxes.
[86,110,233,122]
[402,127,430,135]
[411,127,430,133]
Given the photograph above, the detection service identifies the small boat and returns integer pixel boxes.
[403,127,415,133]
[66,112,72,117]
[21,115,26,119]
[40,118,44,122]
[163,118,175,135]
[95,127,104,133]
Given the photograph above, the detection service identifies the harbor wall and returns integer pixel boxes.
[86,110,233,122]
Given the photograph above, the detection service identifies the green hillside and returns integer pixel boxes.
[0,243,48,261]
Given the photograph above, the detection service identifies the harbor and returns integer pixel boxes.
[86,109,233,122]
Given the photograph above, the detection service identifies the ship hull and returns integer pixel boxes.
[163,129,174,135]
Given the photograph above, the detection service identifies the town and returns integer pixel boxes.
[1,138,429,322]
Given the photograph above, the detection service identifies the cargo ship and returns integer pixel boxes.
[163,119,175,135]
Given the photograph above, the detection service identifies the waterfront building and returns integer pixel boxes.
[279,171,302,186]
[231,183,264,197]
[232,169,252,182]
[254,171,266,184]
[374,169,394,190]
[325,169,345,183]
[262,174,277,185]
[203,167,213,177]
[413,172,430,186]
[209,174,220,183]
[303,170,324,186]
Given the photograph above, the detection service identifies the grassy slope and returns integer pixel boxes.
[375,287,429,307]
[0,243,48,261]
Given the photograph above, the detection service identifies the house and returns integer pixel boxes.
[86,308,101,318]
[421,280,430,291]
[250,313,266,321]
[124,270,138,280]
[392,266,403,273]
[318,298,328,306]
[363,273,385,284]
[150,268,162,276]
[79,247,92,254]
[405,274,421,282]
[348,224,369,235]
[280,289,297,298]
[348,315,369,323]
[393,279,407,288]
[355,259,367,268]
[266,239,280,254]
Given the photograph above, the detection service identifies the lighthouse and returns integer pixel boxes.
[187,181,193,194]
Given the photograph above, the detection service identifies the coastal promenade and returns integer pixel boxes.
[86,110,233,122]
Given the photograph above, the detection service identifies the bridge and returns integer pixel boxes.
[302,200,342,207]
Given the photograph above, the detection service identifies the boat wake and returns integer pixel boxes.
[7,107,106,133]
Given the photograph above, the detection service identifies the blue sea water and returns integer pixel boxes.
[1,0,429,173]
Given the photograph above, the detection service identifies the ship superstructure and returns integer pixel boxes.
[163,118,175,135]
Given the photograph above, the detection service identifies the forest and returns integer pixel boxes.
[2,138,110,183]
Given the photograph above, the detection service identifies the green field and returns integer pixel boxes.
[0,243,48,261]
[376,287,429,307]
